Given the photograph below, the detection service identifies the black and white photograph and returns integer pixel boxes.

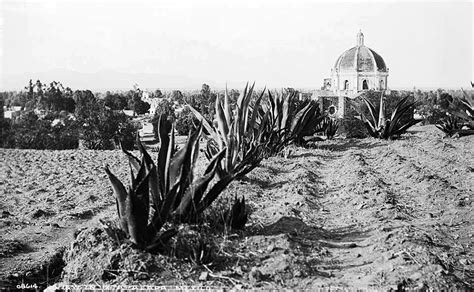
[0,0,473,290]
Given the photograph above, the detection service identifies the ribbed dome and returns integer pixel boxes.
[334,31,387,73]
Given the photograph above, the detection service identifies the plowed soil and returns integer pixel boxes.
[1,125,472,290]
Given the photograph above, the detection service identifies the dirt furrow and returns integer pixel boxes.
[303,138,472,289]
[363,143,473,288]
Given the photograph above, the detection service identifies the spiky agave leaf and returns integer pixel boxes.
[288,101,324,145]
[173,148,225,220]
[104,165,129,236]
[157,115,171,199]
[460,88,474,116]
[187,104,221,146]
[121,143,140,172]
[127,165,152,246]
[171,123,203,208]
[196,174,235,214]
[377,92,385,129]
[358,96,381,138]
[384,96,421,138]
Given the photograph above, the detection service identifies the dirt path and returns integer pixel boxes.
[239,127,472,289]
[283,131,473,288]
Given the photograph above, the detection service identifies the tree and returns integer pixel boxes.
[104,92,128,110]
[170,90,184,104]
[153,89,163,99]
[74,90,96,118]
[75,95,137,150]
[175,106,199,135]
[126,86,149,115]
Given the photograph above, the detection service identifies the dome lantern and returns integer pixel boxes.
[357,30,364,46]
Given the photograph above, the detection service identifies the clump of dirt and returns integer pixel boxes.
[60,217,230,287]
[0,239,30,257]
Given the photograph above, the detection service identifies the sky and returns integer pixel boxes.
[0,0,472,91]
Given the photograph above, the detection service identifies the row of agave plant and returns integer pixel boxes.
[104,83,335,254]
[435,83,474,137]
[103,83,422,255]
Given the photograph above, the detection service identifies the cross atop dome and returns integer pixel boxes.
[357,30,364,46]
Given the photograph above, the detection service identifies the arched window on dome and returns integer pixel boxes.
[380,80,385,89]
[362,80,369,90]
[343,80,349,90]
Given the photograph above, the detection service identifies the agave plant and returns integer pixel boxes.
[457,87,474,124]
[105,115,238,251]
[188,83,265,179]
[357,92,421,139]
[435,88,474,137]
[257,91,294,156]
[435,115,464,136]
[286,99,325,146]
[258,91,326,155]
[105,158,177,252]
[453,87,474,132]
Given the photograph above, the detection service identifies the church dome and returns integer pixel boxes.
[334,31,387,73]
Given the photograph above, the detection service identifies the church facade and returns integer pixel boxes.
[315,31,389,117]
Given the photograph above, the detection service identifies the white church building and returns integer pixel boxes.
[314,31,389,117]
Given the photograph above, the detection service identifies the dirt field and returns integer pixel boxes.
[1,125,473,290]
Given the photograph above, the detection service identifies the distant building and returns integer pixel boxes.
[314,30,389,117]
[142,91,160,115]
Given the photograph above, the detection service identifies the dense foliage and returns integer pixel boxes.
[1,111,79,150]
[1,81,138,150]
[75,93,137,150]
[175,107,200,135]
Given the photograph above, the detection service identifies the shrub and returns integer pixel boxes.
[0,118,13,147]
[339,117,368,138]
[175,107,199,136]
[76,97,137,150]
[4,111,79,150]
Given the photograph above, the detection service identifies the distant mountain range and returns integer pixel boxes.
[0,69,466,92]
